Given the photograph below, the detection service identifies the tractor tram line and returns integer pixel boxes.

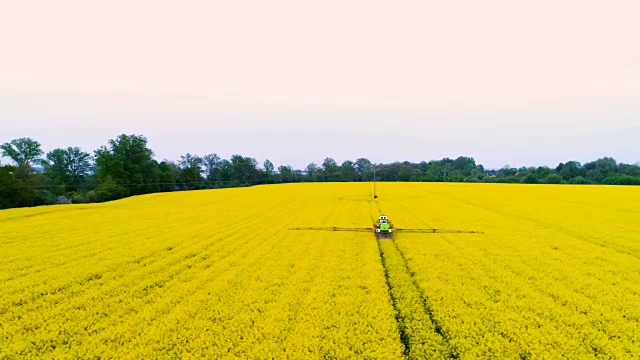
[389,237,452,342]
[374,230,411,357]
[370,201,455,359]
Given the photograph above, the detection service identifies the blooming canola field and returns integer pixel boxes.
[1,183,639,358]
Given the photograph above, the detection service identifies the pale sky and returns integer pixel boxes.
[1,0,639,169]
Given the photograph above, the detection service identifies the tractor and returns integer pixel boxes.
[375,215,393,238]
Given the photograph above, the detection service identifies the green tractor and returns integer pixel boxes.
[375,215,393,238]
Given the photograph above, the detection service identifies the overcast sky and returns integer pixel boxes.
[1,0,639,169]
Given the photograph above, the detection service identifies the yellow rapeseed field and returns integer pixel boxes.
[1,182,639,359]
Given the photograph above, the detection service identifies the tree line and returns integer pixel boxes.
[1,134,639,209]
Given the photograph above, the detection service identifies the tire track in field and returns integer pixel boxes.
[370,200,454,359]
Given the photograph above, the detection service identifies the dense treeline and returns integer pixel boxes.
[1,134,639,209]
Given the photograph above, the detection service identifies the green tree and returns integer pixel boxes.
[202,153,221,184]
[556,161,583,181]
[278,165,294,183]
[322,157,338,172]
[322,158,342,181]
[157,161,176,192]
[95,175,127,201]
[535,166,552,181]
[1,138,43,167]
[618,163,640,177]
[521,173,539,184]
[305,163,321,181]
[0,165,36,209]
[568,176,590,184]
[94,134,155,198]
[42,147,92,193]
[217,159,234,183]
[177,153,204,190]
[261,159,275,183]
[263,159,275,175]
[66,147,92,187]
[497,166,517,177]
[603,174,640,185]
[544,174,562,184]
[584,157,617,183]
[179,153,203,170]
[177,167,204,190]
[354,158,372,180]
[42,148,69,193]
[230,155,259,182]
[453,156,477,176]
[340,160,358,181]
